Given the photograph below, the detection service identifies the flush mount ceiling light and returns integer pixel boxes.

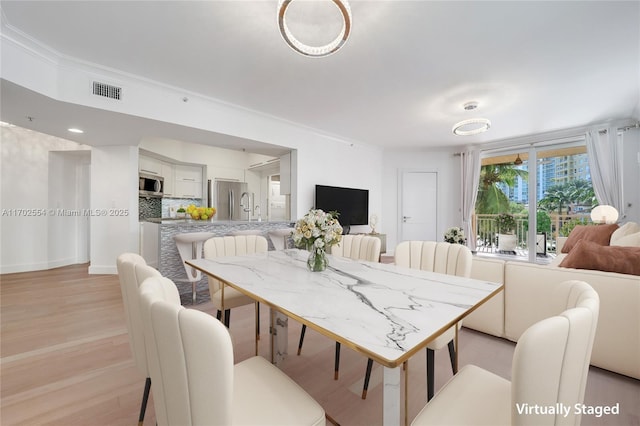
[277,0,352,58]
[68,128,84,133]
[452,118,491,136]
[463,101,478,111]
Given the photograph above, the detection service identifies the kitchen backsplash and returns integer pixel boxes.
[139,197,203,220]
[162,198,203,218]
[139,197,162,220]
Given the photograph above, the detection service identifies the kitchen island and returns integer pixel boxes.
[140,219,294,300]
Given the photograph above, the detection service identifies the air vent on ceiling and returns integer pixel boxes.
[92,81,122,100]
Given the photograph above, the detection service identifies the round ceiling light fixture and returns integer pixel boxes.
[277,0,352,58]
[452,118,491,136]
[463,101,478,111]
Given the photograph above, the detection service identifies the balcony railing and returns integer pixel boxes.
[473,213,591,257]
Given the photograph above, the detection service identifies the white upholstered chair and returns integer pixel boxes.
[371,240,473,400]
[203,235,269,331]
[138,276,326,426]
[411,280,599,426]
[116,253,162,426]
[297,234,382,384]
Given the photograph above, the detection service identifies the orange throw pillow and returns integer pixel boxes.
[561,224,619,253]
[559,239,640,275]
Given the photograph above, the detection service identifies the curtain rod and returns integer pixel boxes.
[599,122,639,134]
[453,121,640,155]
[620,122,640,132]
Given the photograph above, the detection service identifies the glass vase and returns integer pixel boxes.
[307,247,328,272]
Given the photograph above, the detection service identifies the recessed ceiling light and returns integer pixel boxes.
[452,118,491,136]
[68,128,84,134]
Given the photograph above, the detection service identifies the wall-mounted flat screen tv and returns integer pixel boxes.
[315,185,369,226]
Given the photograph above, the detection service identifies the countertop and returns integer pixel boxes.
[143,218,292,226]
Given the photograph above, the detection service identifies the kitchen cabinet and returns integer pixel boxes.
[209,166,245,182]
[139,222,159,267]
[161,162,175,196]
[174,164,204,198]
[174,181,202,199]
[175,164,203,182]
[139,155,162,175]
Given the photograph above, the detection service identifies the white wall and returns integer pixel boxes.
[295,139,383,235]
[381,148,462,253]
[0,125,90,273]
[89,145,140,274]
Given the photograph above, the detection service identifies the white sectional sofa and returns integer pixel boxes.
[464,256,640,380]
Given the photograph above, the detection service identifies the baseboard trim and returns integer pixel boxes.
[88,265,117,275]
[1,258,79,274]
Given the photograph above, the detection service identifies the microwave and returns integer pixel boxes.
[139,173,164,198]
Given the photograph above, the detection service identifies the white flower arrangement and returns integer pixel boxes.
[292,209,343,251]
[444,226,466,245]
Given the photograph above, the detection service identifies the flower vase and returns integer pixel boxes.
[307,247,328,272]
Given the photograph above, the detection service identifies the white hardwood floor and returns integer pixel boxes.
[1,264,638,425]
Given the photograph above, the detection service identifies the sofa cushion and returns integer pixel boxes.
[611,232,640,248]
[561,224,619,253]
[559,239,640,275]
[610,222,640,244]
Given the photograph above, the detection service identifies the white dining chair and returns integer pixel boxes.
[297,234,381,384]
[358,241,473,399]
[115,253,162,426]
[411,280,599,426]
[138,276,327,426]
[203,235,269,332]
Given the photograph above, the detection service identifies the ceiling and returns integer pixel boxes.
[1,1,639,153]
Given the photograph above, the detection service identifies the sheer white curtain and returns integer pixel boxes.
[586,127,624,214]
[461,147,481,251]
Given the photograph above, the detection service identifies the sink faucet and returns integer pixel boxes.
[240,192,251,221]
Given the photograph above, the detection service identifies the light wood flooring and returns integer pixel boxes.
[1,264,639,425]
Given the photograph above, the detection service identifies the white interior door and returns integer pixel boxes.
[399,171,437,242]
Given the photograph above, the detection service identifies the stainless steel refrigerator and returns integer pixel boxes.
[213,180,248,220]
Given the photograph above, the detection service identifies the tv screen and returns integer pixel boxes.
[315,185,369,226]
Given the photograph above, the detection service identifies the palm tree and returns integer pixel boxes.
[475,164,529,214]
[538,179,596,216]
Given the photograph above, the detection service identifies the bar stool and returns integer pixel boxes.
[173,232,215,304]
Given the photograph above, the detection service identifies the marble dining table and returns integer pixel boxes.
[187,249,503,426]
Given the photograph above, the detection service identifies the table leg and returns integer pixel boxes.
[383,366,401,426]
[269,309,288,366]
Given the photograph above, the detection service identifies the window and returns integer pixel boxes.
[474,142,595,262]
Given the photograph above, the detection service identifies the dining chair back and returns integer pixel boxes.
[116,253,161,425]
[138,276,182,426]
[298,234,382,388]
[140,277,327,426]
[390,241,473,400]
[411,280,599,426]
[203,235,269,329]
[330,234,381,261]
[511,280,600,426]
[395,240,472,277]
